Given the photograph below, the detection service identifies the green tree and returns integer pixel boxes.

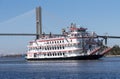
[107,45,120,55]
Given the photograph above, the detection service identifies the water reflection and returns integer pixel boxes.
[0,57,120,79]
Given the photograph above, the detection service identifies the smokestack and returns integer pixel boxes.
[36,6,42,39]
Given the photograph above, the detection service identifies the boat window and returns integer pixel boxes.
[55,53,57,56]
[48,53,49,56]
[34,53,37,57]
[55,46,56,50]
[44,47,45,50]
[50,53,52,56]
[71,34,73,36]
[44,54,46,56]
[57,46,59,49]
[49,47,51,50]
[39,47,41,49]
[75,34,77,36]
[58,53,60,56]
[63,46,64,49]
[60,53,62,55]
[47,47,49,50]
[52,46,54,50]
[53,53,55,56]
[60,45,62,49]
[45,47,47,50]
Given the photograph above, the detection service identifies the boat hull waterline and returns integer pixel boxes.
[26,55,104,60]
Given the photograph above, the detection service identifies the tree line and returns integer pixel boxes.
[107,45,120,55]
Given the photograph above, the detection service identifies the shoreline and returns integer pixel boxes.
[1,54,120,58]
[105,55,120,57]
[0,54,25,58]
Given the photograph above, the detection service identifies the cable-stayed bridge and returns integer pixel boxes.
[0,6,120,47]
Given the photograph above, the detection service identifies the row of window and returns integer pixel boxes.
[29,46,65,51]
[29,40,73,46]
[46,39,73,44]
[47,40,65,44]
[70,33,92,37]
[28,43,80,51]
[34,52,65,57]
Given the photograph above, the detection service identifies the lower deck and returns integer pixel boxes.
[26,54,103,60]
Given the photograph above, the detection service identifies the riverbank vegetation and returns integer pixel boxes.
[107,45,120,55]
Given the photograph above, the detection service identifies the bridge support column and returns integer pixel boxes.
[36,6,42,39]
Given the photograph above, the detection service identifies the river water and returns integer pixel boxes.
[0,56,120,79]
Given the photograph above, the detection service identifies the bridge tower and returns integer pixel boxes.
[36,6,42,39]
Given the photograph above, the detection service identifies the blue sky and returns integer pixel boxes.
[0,0,120,54]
